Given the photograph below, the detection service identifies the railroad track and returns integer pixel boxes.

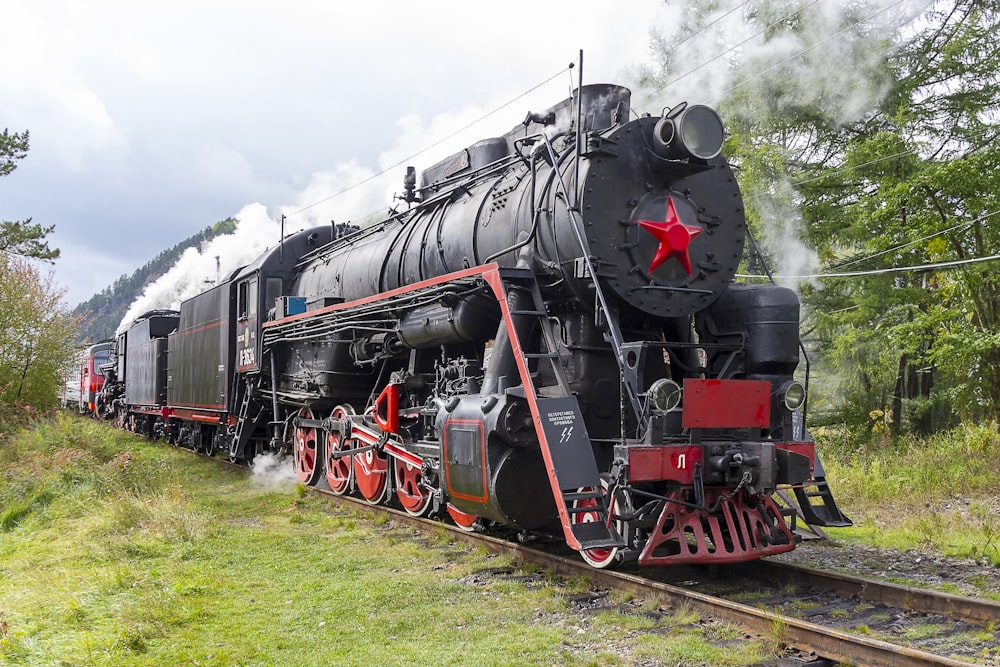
[195,448,998,666]
[306,485,996,667]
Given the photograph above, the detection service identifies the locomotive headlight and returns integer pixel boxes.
[652,103,725,161]
[779,380,806,411]
[647,378,682,413]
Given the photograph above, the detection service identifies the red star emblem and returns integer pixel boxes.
[637,197,703,275]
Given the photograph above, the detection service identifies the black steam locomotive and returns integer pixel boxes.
[102,83,850,568]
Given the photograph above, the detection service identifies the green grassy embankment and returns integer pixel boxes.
[817,422,1000,567]
[0,413,771,666]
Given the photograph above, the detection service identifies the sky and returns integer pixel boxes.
[2,0,928,316]
[1,0,671,308]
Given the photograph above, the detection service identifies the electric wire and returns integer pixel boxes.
[284,66,571,218]
[639,0,823,105]
[277,1,994,285]
[725,0,909,94]
[283,0,910,221]
[670,1,752,50]
[833,210,1000,270]
[741,148,918,202]
[739,250,1000,280]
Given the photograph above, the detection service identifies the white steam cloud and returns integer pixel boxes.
[250,453,299,491]
[118,202,288,332]
[115,169,396,334]
[635,0,930,284]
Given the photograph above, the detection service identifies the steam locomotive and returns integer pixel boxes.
[102,83,850,568]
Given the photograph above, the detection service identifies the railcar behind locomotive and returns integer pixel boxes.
[79,340,111,416]
[100,310,178,437]
[109,81,850,568]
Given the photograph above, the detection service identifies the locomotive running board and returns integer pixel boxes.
[485,268,624,553]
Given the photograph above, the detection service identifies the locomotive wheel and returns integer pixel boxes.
[353,445,388,504]
[446,504,481,532]
[324,406,355,495]
[202,428,217,457]
[394,459,432,517]
[293,407,324,486]
[570,474,627,569]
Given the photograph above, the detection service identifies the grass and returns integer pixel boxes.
[815,421,1000,566]
[0,413,773,666]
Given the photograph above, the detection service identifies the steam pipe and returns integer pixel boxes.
[574,49,583,212]
[269,349,282,449]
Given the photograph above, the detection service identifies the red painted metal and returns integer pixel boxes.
[394,458,432,516]
[627,445,703,484]
[637,196,703,275]
[167,407,225,424]
[293,407,320,484]
[352,416,389,503]
[569,477,623,569]
[682,378,771,429]
[345,416,422,469]
[353,448,388,503]
[374,383,400,434]
[446,504,479,530]
[637,489,795,565]
[265,261,586,542]
[480,269,585,551]
[324,406,354,495]
[265,263,497,328]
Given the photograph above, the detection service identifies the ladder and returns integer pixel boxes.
[496,268,623,552]
[791,453,852,528]
[230,384,267,461]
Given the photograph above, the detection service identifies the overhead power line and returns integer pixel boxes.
[832,209,1000,270]
[739,252,1000,280]
[727,0,908,94]
[285,66,572,218]
[641,0,823,104]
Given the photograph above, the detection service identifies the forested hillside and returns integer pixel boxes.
[72,218,237,343]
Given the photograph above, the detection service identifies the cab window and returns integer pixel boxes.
[238,279,258,321]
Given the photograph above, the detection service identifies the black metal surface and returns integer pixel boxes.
[439,393,559,529]
[168,282,233,411]
[123,312,178,407]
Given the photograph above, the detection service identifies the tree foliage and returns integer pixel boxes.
[647,0,1000,436]
[0,254,77,418]
[0,127,75,420]
[795,0,1000,430]
[0,128,29,177]
[1,128,59,261]
[0,219,60,262]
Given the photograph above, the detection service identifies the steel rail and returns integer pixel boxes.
[746,559,1000,628]
[311,486,979,667]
